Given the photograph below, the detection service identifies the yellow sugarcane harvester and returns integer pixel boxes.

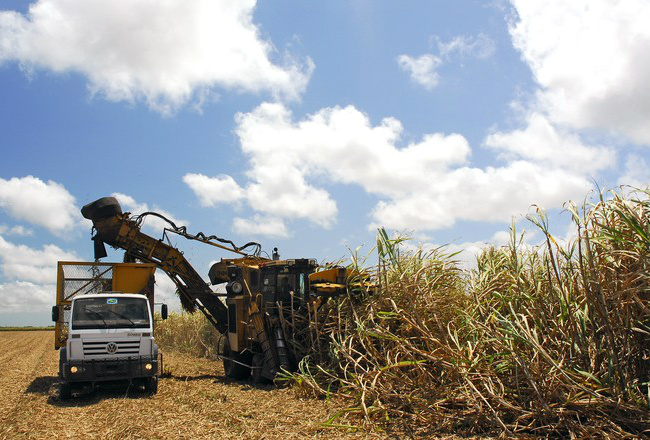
[80,196,359,383]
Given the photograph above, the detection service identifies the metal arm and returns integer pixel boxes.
[82,197,248,334]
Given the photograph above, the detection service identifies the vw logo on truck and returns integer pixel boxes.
[106,342,118,354]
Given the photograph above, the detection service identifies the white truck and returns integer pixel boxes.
[52,262,167,399]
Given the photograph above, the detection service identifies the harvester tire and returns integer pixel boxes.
[81,197,122,221]
[59,382,72,400]
[222,338,251,380]
[251,354,270,384]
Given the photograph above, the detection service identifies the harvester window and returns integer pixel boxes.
[249,272,258,288]
[277,274,300,303]
[299,273,306,298]
[263,274,276,288]
[279,276,289,290]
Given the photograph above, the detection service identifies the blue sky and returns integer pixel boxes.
[1,0,649,325]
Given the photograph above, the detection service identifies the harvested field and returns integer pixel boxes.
[0,331,387,439]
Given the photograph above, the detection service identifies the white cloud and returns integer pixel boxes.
[182,174,245,207]
[0,176,79,235]
[509,0,650,145]
[7,225,33,236]
[233,215,288,238]
[0,235,77,284]
[0,225,33,236]
[436,33,495,59]
[480,1,649,195]
[0,236,182,314]
[111,192,188,233]
[398,34,495,90]
[0,281,53,312]
[485,113,615,174]
[369,160,589,230]
[153,269,182,313]
[235,103,471,193]
[618,154,650,188]
[397,54,441,90]
[0,0,314,114]
[186,103,594,232]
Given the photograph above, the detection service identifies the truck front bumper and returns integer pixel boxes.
[61,356,158,383]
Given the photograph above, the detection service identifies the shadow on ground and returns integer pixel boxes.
[26,376,156,407]
[26,372,276,409]
[25,376,58,394]
[165,372,277,391]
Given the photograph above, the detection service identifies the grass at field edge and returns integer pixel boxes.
[0,326,54,331]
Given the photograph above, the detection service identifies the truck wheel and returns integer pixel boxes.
[58,348,66,378]
[222,338,251,380]
[144,377,158,395]
[59,382,72,400]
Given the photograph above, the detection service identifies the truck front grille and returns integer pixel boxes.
[82,339,140,356]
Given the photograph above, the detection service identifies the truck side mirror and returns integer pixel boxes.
[161,304,168,320]
[51,306,59,322]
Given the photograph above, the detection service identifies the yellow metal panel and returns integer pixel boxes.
[226,296,247,351]
[311,282,346,293]
[54,262,67,349]
[112,263,156,293]
[309,267,346,284]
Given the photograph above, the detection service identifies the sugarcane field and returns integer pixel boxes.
[2,1,650,439]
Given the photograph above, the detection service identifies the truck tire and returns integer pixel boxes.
[58,348,66,378]
[59,382,72,400]
[81,197,122,221]
[222,338,251,380]
[144,376,158,395]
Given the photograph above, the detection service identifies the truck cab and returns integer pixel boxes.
[53,292,166,399]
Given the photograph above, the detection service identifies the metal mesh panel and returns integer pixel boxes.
[56,263,114,348]
[61,264,114,301]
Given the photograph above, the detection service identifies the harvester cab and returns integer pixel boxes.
[208,257,340,381]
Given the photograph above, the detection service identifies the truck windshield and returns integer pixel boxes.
[71,297,150,330]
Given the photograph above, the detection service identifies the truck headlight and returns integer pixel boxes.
[145,363,153,371]
[70,366,78,374]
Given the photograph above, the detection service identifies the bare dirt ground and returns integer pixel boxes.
[0,331,385,439]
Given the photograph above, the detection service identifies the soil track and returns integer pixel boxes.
[0,331,378,439]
